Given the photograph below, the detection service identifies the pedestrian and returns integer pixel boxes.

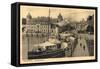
[83,45,85,50]
[80,43,82,47]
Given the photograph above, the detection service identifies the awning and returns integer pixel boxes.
[39,41,56,47]
[60,33,73,37]
[61,42,68,49]
[48,38,61,44]
[69,36,75,41]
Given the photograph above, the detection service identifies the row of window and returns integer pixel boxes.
[26,21,49,25]
[26,28,50,33]
[23,25,50,29]
[24,29,55,33]
[22,25,55,33]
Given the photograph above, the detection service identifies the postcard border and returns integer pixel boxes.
[12,2,98,67]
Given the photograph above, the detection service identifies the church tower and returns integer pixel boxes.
[58,13,63,22]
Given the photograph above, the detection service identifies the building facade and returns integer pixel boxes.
[22,13,63,36]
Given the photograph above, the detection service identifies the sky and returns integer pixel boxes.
[20,5,95,22]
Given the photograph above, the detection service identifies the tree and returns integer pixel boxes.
[86,25,94,33]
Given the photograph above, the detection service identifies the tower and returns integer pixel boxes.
[58,13,63,22]
[26,13,32,25]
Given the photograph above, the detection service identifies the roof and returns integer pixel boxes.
[27,13,32,19]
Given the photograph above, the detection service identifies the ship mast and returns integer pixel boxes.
[48,8,50,40]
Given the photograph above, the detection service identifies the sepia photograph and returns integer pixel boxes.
[19,4,97,64]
